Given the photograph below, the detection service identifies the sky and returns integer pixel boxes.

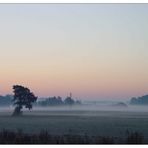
[0,4,148,100]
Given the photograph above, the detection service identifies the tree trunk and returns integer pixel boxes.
[12,106,22,116]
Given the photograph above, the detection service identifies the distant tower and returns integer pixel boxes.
[70,92,72,98]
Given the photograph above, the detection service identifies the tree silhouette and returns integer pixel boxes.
[64,97,75,106]
[12,85,37,116]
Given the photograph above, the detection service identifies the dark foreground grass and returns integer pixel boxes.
[0,129,144,144]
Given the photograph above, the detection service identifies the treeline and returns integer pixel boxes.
[0,129,144,144]
[0,95,13,106]
[37,96,82,107]
[0,94,82,107]
[130,95,148,105]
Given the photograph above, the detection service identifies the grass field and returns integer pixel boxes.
[0,106,148,143]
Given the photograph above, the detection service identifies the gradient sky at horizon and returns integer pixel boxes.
[0,4,148,100]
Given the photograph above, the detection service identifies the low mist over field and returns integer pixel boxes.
[1,101,148,113]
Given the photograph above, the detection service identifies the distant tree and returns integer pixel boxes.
[0,95,12,106]
[37,96,64,106]
[130,95,148,105]
[57,96,63,105]
[12,85,37,116]
[64,97,75,106]
[130,97,138,105]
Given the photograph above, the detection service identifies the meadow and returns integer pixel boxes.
[0,106,148,144]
